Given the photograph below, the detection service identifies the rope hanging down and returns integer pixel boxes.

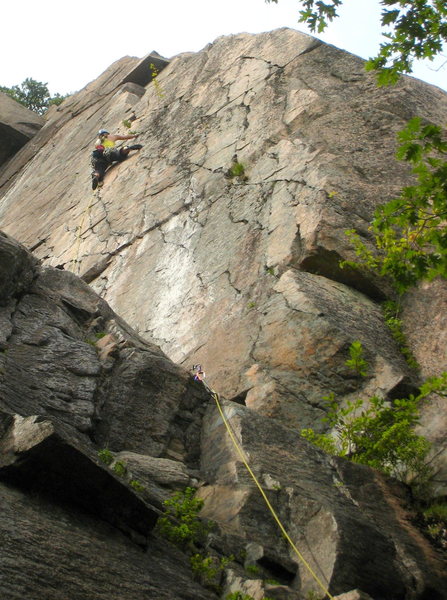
[71,192,97,274]
[195,372,334,600]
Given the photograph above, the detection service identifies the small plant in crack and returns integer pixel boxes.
[245,564,261,576]
[130,479,146,493]
[190,553,234,590]
[97,448,114,465]
[150,63,166,99]
[155,487,213,549]
[345,340,368,377]
[112,460,127,477]
[226,158,248,182]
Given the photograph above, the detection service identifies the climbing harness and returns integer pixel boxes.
[196,372,334,600]
[192,364,205,382]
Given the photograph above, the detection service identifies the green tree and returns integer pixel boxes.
[343,117,447,292]
[301,344,447,493]
[266,0,447,85]
[0,77,67,115]
[302,392,434,493]
[155,487,212,549]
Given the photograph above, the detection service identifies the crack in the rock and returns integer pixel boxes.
[240,41,322,70]
[204,269,242,295]
[247,323,263,364]
[195,272,206,288]
[240,55,284,70]
[223,269,242,295]
[80,200,195,283]
[28,238,48,253]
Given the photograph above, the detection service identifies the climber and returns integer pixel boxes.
[192,364,206,382]
[91,129,143,190]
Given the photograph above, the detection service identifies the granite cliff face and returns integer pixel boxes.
[1,231,446,600]
[0,28,447,599]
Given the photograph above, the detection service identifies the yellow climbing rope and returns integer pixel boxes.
[71,192,96,274]
[201,379,334,600]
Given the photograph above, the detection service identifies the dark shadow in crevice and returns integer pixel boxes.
[228,389,249,406]
[257,554,297,585]
[300,249,388,302]
[386,377,420,401]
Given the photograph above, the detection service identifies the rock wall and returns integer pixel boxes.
[0,28,447,598]
[0,28,446,492]
[1,231,446,599]
[0,91,44,166]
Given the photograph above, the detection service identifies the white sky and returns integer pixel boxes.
[1,0,446,96]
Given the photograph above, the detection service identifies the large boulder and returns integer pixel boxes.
[0,231,216,600]
[0,230,208,459]
[0,91,44,166]
[199,400,447,599]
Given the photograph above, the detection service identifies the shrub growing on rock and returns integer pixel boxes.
[155,486,212,549]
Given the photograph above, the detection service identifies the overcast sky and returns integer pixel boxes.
[1,0,446,96]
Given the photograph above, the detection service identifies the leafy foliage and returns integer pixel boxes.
[156,487,212,549]
[226,160,248,181]
[421,502,447,549]
[129,479,146,493]
[112,460,127,477]
[190,553,233,589]
[228,162,246,177]
[245,564,261,576]
[382,301,419,368]
[418,371,447,397]
[266,0,342,33]
[345,340,368,376]
[301,343,445,492]
[0,78,67,114]
[365,1,447,85]
[266,1,447,84]
[226,593,274,600]
[302,392,433,487]
[226,593,256,600]
[150,63,166,99]
[424,502,447,520]
[97,448,114,465]
[342,117,447,292]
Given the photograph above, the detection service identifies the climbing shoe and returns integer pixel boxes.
[128,144,143,150]
[92,176,99,190]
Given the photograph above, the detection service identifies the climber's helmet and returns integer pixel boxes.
[98,129,109,136]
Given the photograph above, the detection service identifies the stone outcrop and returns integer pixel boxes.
[0,91,44,166]
[1,28,446,497]
[1,483,216,600]
[1,229,446,600]
[0,231,208,459]
[1,27,447,600]
[200,400,447,599]
[0,231,216,600]
[0,413,160,541]
[0,31,445,472]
